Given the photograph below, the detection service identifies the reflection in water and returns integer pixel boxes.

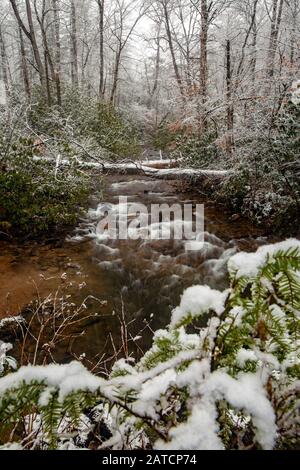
[0,175,275,364]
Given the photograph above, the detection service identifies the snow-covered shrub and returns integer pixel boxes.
[0,106,93,237]
[26,87,140,159]
[0,149,91,237]
[216,81,300,232]
[170,131,220,168]
[0,240,299,450]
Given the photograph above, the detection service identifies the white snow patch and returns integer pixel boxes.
[170,285,228,328]
[228,239,300,279]
[201,371,277,449]
[156,400,224,450]
[0,361,105,402]
[0,316,25,328]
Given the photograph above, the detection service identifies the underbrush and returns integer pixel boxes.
[0,138,91,238]
[25,87,141,159]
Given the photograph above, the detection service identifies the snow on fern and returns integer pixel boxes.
[200,372,277,450]
[170,285,228,328]
[228,238,300,279]
[0,239,299,449]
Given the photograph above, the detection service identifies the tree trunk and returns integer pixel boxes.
[236,0,258,79]
[110,47,121,104]
[19,28,31,99]
[97,0,105,99]
[10,0,46,94]
[44,49,52,105]
[53,0,62,106]
[0,25,9,98]
[199,0,208,131]
[162,1,185,98]
[34,0,57,105]
[200,0,208,99]
[267,0,284,78]
[151,22,161,100]
[288,1,299,67]
[70,0,79,88]
[226,40,234,153]
[25,0,46,89]
[250,15,257,83]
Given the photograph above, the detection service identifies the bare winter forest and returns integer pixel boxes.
[0,0,299,453]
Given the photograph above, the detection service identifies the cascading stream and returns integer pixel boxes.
[0,175,275,363]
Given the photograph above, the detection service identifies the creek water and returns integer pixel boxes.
[0,174,278,366]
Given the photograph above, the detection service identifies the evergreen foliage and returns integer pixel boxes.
[0,242,299,450]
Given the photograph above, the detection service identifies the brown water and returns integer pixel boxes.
[0,175,277,365]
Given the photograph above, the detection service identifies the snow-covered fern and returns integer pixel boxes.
[0,240,299,450]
